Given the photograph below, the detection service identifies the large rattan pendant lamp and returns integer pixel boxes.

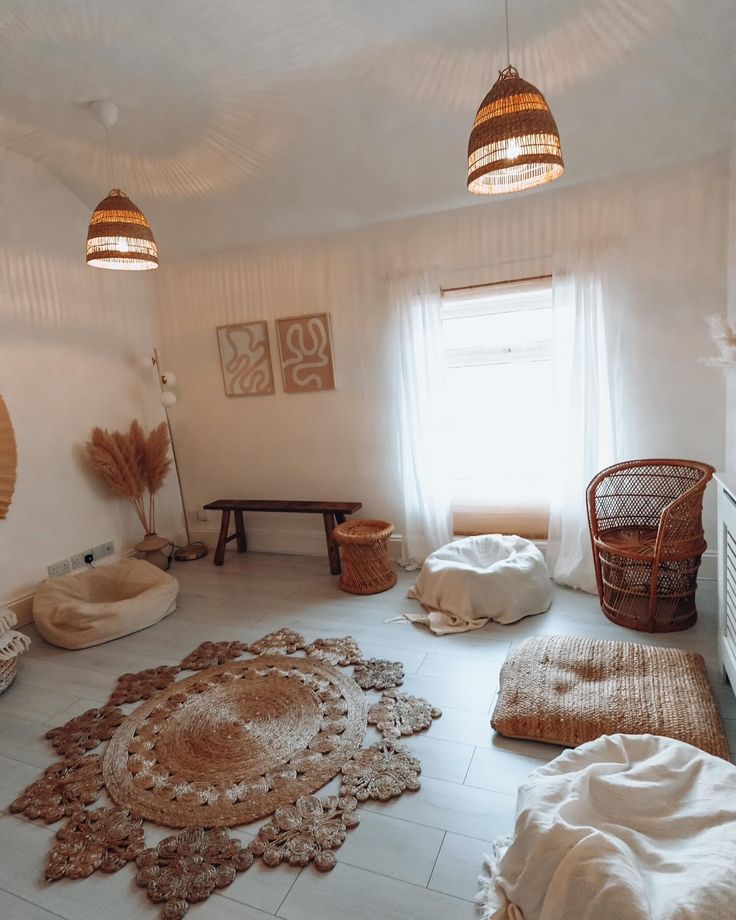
[86,100,158,271]
[467,0,564,195]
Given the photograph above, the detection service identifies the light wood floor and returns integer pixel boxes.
[1,552,734,920]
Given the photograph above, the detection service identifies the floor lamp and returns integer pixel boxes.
[152,349,208,561]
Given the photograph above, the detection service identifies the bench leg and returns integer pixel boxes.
[323,512,341,575]
[214,510,231,566]
[234,510,248,553]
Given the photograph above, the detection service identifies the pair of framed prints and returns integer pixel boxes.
[216,313,335,397]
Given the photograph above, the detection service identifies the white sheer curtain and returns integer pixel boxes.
[546,246,620,592]
[393,271,453,568]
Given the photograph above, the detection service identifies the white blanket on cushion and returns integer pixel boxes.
[477,733,736,920]
[405,535,551,634]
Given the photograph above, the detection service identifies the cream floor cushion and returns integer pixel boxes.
[33,558,178,649]
[477,733,736,920]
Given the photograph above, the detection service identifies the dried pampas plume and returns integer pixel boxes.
[703,314,736,368]
[85,421,172,534]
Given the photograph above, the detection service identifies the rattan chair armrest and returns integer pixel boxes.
[654,481,710,559]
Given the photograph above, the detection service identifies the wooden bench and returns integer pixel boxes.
[203,499,363,574]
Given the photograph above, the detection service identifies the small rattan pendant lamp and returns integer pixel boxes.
[86,101,158,270]
[467,0,564,195]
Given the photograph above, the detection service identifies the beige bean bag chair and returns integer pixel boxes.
[33,558,178,649]
[406,535,552,635]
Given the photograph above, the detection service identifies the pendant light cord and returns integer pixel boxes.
[505,0,511,68]
[103,124,114,189]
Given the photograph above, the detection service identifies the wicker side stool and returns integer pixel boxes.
[333,520,397,595]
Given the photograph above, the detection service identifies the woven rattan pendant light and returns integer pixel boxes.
[86,101,158,270]
[467,1,564,195]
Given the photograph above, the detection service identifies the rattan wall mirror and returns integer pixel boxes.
[0,396,17,519]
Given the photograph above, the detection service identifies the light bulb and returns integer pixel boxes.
[159,391,178,408]
[506,140,522,161]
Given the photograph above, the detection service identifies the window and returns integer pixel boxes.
[440,277,553,538]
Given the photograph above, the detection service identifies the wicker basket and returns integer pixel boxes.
[587,459,714,632]
[334,519,397,595]
[0,606,31,695]
[0,656,18,695]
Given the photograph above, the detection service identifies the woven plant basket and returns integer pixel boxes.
[0,607,31,695]
[0,657,18,695]
[334,520,397,595]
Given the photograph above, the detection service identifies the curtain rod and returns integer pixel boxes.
[441,273,552,295]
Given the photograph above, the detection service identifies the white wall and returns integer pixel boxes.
[153,155,728,557]
[0,150,181,609]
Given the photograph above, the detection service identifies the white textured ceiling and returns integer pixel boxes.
[1,0,735,258]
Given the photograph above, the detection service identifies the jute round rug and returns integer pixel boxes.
[9,629,443,919]
[103,656,368,827]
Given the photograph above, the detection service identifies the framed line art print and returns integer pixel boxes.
[216,321,276,397]
[275,313,336,394]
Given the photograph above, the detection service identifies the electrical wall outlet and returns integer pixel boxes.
[71,549,94,570]
[195,509,210,523]
[92,541,114,560]
[47,558,73,578]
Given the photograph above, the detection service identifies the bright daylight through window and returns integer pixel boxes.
[441,277,552,538]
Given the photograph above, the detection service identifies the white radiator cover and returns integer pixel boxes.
[715,474,736,697]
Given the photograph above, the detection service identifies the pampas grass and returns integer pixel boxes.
[86,421,172,534]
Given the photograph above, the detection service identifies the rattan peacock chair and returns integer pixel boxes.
[586,459,715,633]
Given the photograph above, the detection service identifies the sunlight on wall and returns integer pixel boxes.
[152,155,728,554]
[0,150,182,604]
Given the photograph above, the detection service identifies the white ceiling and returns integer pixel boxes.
[1,0,735,258]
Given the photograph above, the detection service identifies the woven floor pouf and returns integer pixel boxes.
[491,635,730,760]
[334,520,397,595]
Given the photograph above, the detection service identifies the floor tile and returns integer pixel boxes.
[428,832,494,901]
[0,679,79,725]
[278,861,474,920]
[417,650,509,684]
[194,894,275,920]
[361,775,516,840]
[424,706,495,749]
[464,746,546,797]
[0,754,43,813]
[400,673,497,715]
[336,809,444,885]
[400,733,475,784]
[224,830,303,913]
[221,860,303,915]
[0,889,67,919]
[0,714,57,768]
[13,659,114,704]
